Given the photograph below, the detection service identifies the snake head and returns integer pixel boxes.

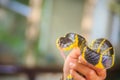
[56,33,80,51]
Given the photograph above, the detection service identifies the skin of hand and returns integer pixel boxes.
[63,48,106,80]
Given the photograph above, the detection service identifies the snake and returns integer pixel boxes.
[56,33,115,80]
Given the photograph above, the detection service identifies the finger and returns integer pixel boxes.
[78,56,106,79]
[70,69,86,80]
[64,47,81,74]
[68,48,81,59]
[63,48,80,78]
[78,56,87,63]
[70,62,99,80]
[63,57,78,78]
[95,68,106,79]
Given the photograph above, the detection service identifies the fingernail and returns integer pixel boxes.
[69,62,75,67]
[78,56,82,60]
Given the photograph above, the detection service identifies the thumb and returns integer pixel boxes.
[68,47,81,59]
[63,48,80,78]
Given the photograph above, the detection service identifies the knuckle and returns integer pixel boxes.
[81,79,86,80]
[72,62,78,68]
[87,70,95,76]
[96,77,101,80]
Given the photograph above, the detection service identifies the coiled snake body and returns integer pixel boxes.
[56,33,115,80]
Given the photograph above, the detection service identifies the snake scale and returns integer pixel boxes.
[56,33,115,80]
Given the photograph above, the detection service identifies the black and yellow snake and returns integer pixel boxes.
[56,33,115,80]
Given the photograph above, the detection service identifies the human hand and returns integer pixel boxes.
[63,48,106,80]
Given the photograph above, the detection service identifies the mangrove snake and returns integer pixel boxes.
[56,33,115,80]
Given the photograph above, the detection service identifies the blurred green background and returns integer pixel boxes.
[0,0,120,80]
